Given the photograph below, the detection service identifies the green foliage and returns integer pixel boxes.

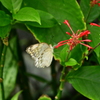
[38,95,51,100]
[25,10,58,28]
[65,58,78,66]
[13,7,41,24]
[3,36,19,98]
[0,0,23,13]
[0,11,11,38]
[0,11,11,26]
[80,0,100,23]
[22,0,86,31]
[0,25,11,38]
[0,0,100,100]
[11,91,22,100]
[88,25,100,63]
[25,0,86,65]
[67,65,100,100]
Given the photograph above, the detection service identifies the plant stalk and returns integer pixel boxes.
[55,66,66,100]
[0,42,7,100]
[87,43,100,56]
[55,51,70,100]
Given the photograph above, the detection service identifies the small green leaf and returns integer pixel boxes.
[59,45,69,63]
[53,45,69,66]
[67,65,100,100]
[0,11,11,26]
[1,0,23,13]
[11,91,22,100]
[25,10,57,28]
[65,58,78,66]
[38,95,52,100]
[13,7,41,24]
[0,25,11,38]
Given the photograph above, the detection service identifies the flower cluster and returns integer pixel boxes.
[55,20,93,51]
[90,0,100,7]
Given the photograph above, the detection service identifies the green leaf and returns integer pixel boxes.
[38,95,52,100]
[0,11,11,26]
[13,7,41,24]
[0,0,23,13]
[65,58,78,66]
[59,45,69,65]
[11,91,22,100]
[88,25,100,63]
[23,0,85,31]
[0,25,11,38]
[25,0,86,65]
[3,36,19,98]
[53,45,69,66]
[70,45,86,61]
[67,65,100,100]
[25,10,57,28]
[80,0,100,23]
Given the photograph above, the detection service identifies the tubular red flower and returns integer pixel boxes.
[79,42,93,50]
[57,40,70,44]
[66,32,72,36]
[81,39,92,42]
[63,20,70,27]
[64,20,75,35]
[55,20,93,51]
[79,30,90,37]
[97,2,100,6]
[90,0,100,6]
[90,23,100,27]
[54,41,68,48]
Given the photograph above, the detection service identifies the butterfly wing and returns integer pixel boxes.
[34,43,53,68]
[39,45,53,68]
[26,43,53,68]
[36,43,50,57]
[26,44,39,59]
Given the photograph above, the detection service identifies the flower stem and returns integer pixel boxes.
[0,41,7,100]
[54,51,70,100]
[87,42,100,56]
[55,67,66,100]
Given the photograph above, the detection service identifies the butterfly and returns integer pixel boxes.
[26,43,53,68]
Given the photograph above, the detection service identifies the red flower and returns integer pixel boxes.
[90,23,100,27]
[90,0,100,7]
[55,20,93,50]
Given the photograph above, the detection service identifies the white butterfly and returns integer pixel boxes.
[26,43,53,68]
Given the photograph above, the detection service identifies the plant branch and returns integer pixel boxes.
[87,42,100,56]
[79,42,100,65]
[55,51,70,100]
[0,40,7,100]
